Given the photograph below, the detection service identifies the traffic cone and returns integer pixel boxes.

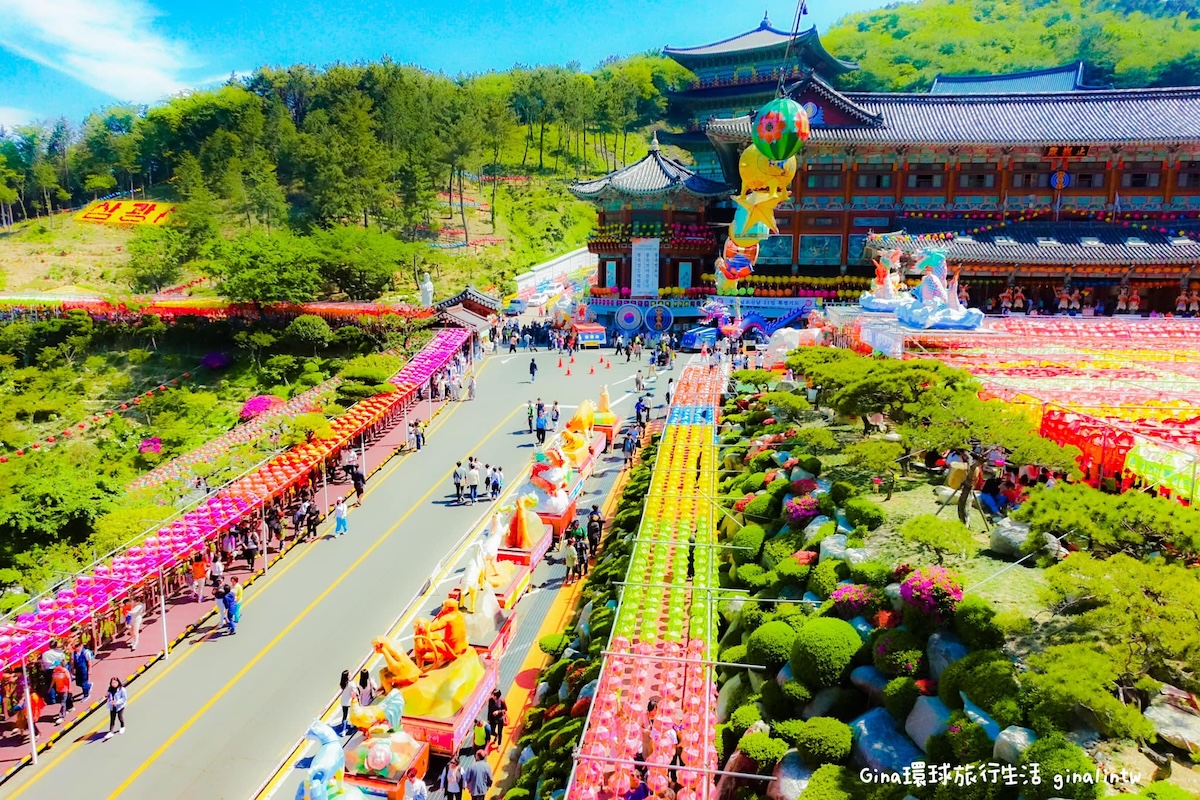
[558,357,563,368]
[589,365,595,374]
[605,360,612,369]
[570,355,575,364]
[566,368,572,376]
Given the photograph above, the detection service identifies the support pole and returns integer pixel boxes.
[322,470,330,517]
[158,571,170,660]
[21,659,36,765]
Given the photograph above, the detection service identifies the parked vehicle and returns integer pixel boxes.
[505,299,527,316]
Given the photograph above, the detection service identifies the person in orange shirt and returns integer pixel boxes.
[190,553,207,602]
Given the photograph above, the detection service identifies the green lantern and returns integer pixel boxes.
[751,98,811,161]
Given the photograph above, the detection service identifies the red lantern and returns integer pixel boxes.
[119,404,128,410]
[15,450,23,456]
[183,373,191,378]
[31,443,39,450]
[133,398,141,404]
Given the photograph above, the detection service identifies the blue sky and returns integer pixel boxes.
[0,0,890,129]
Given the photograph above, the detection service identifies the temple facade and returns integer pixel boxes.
[574,18,1200,320]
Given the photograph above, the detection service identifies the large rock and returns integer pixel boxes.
[766,750,813,800]
[844,547,872,566]
[849,616,875,642]
[962,694,1000,740]
[905,696,952,752]
[850,665,890,703]
[803,687,842,720]
[850,708,925,774]
[926,631,969,680]
[802,591,823,606]
[716,673,746,723]
[790,467,816,482]
[884,582,904,611]
[835,511,853,534]
[776,662,795,687]
[989,518,1068,561]
[1145,698,1200,753]
[819,534,848,563]
[993,726,1038,764]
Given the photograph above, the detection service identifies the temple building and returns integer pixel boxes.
[573,17,1200,323]
[659,14,856,179]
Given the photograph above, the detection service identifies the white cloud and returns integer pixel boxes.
[0,105,38,129]
[0,0,191,103]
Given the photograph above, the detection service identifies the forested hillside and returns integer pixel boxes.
[825,0,1200,90]
[0,54,689,299]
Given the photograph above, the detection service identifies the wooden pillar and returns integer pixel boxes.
[1106,150,1121,209]
[842,158,857,267]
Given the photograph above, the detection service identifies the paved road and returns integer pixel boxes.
[0,345,662,800]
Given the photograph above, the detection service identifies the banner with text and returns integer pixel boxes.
[76,201,175,226]
[630,237,660,298]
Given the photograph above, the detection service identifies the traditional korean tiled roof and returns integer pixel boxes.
[569,137,729,202]
[929,62,1089,94]
[705,85,1200,145]
[664,18,857,76]
[881,220,1200,270]
[437,304,491,332]
[435,287,502,313]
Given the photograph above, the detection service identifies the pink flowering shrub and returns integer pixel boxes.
[240,394,284,420]
[783,496,819,526]
[899,566,963,621]
[830,583,885,618]
[791,478,818,495]
[138,437,162,454]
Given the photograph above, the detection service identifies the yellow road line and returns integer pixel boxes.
[2,386,479,800]
[107,403,523,799]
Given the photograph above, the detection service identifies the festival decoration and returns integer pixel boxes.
[859,248,914,313]
[505,495,542,550]
[750,97,810,162]
[347,689,406,738]
[737,146,797,200]
[297,721,365,800]
[894,250,984,330]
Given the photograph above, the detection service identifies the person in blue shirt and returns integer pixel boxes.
[222,584,238,635]
[104,678,127,739]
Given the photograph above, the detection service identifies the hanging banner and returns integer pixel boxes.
[606,260,618,288]
[677,262,693,289]
[76,200,175,226]
[630,238,660,298]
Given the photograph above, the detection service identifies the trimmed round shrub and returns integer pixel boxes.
[808,559,849,599]
[775,556,812,586]
[538,634,571,658]
[849,560,893,588]
[843,497,886,531]
[871,629,926,677]
[1020,734,1101,800]
[739,471,768,493]
[747,621,797,669]
[946,712,994,764]
[830,583,885,618]
[817,493,837,519]
[721,643,748,669]
[742,494,773,520]
[749,450,778,471]
[739,602,767,634]
[794,716,853,768]
[729,703,762,736]
[797,454,823,477]
[743,568,779,593]
[758,679,791,721]
[734,563,766,589]
[829,480,857,507]
[737,731,788,771]
[773,718,807,748]
[731,523,767,565]
[954,594,1004,650]
[900,566,964,623]
[781,679,813,708]
[799,764,855,800]
[883,677,920,722]
[790,617,862,689]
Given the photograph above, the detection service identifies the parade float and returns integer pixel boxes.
[593,386,623,449]
[486,496,553,609]
[523,401,607,538]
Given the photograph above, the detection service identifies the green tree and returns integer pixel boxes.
[125,226,188,291]
[285,314,334,354]
[900,514,977,565]
[302,92,392,227]
[212,231,323,303]
[313,226,402,301]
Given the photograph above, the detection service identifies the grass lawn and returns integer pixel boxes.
[0,215,137,294]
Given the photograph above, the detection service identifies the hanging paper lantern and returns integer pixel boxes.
[751,97,810,161]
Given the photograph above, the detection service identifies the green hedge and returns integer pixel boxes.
[731,524,767,565]
[1020,735,1101,800]
[729,703,762,736]
[829,481,857,507]
[790,617,862,689]
[736,731,788,771]
[798,765,857,800]
[883,677,920,722]
[871,629,926,677]
[938,650,1024,728]
[849,560,893,588]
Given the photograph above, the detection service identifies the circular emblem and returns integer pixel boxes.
[645,304,674,333]
[1051,171,1071,190]
[615,304,643,331]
